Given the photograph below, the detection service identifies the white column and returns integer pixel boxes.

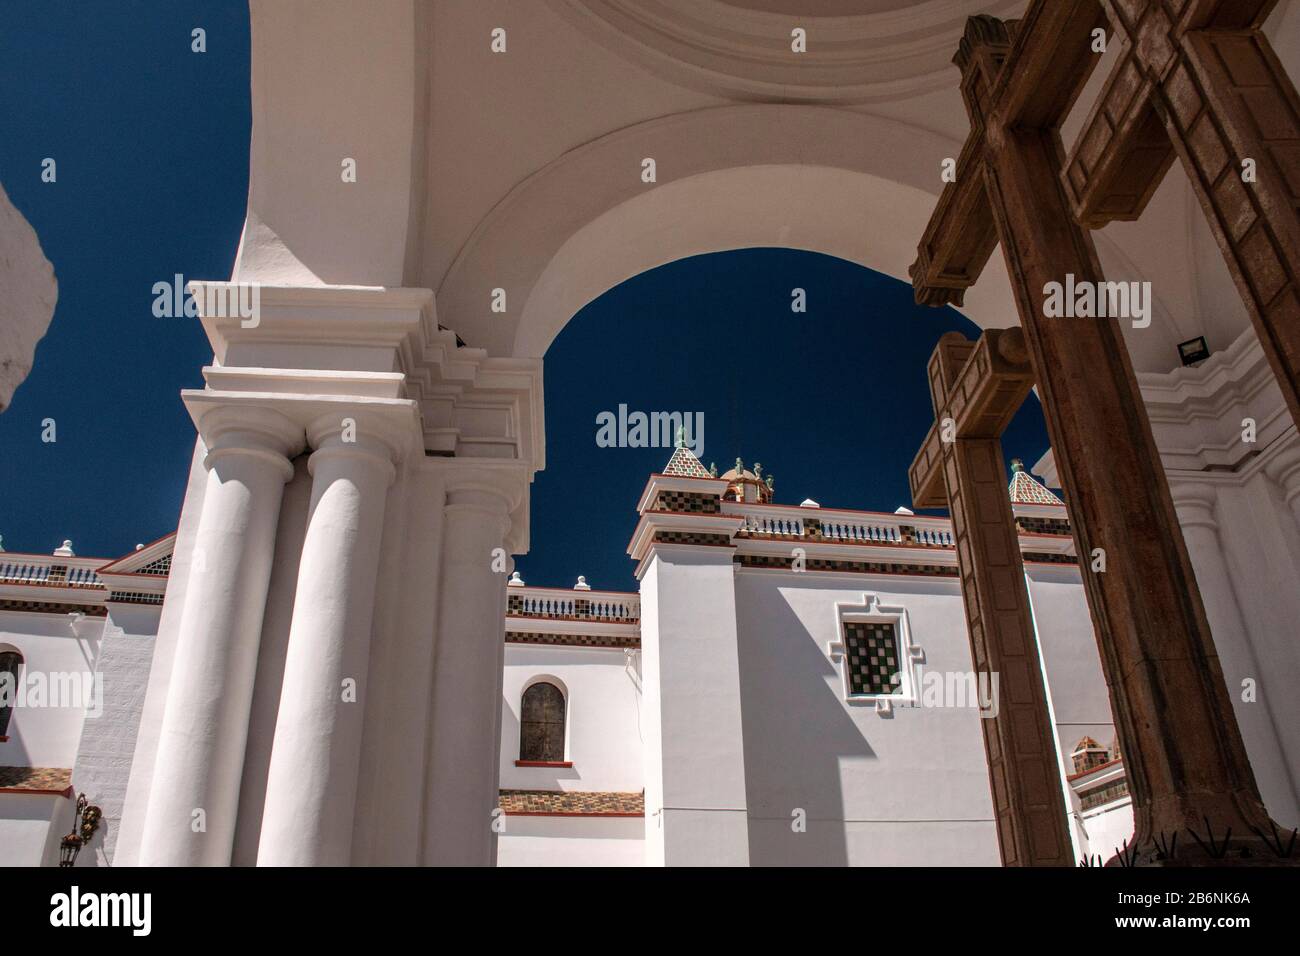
[1172,482,1299,816]
[1264,444,1300,529]
[257,421,400,865]
[138,406,300,866]
[421,470,517,865]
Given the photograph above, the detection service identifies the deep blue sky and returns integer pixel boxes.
[0,4,1050,591]
[0,2,249,557]
[528,250,1049,590]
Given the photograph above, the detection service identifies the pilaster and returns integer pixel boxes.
[421,462,528,865]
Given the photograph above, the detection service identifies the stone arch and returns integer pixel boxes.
[435,104,1028,359]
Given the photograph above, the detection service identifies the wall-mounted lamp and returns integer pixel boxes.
[1178,335,1211,367]
[58,793,102,867]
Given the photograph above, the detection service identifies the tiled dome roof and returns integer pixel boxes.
[721,457,773,504]
[720,464,758,482]
[1008,458,1064,506]
[662,444,712,479]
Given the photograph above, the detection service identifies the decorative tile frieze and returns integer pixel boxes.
[1078,777,1130,812]
[0,766,73,793]
[653,490,721,514]
[498,789,644,815]
[1021,551,1077,565]
[136,554,172,576]
[505,630,640,649]
[1015,515,1072,536]
[652,530,732,547]
[107,591,166,605]
[735,554,958,577]
[0,600,107,617]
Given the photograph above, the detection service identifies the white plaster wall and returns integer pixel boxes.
[496,816,644,867]
[115,439,209,866]
[1176,467,1300,829]
[640,547,749,865]
[638,559,666,868]
[732,570,999,866]
[0,610,103,769]
[1079,799,1136,863]
[0,792,67,866]
[238,0,427,287]
[1025,566,1119,760]
[0,609,104,867]
[1139,330,1300,829]
[68,603,161,866]
[1023,563,1122,860]
[500,643,643,793]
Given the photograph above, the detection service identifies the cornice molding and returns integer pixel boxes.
[189,283,544,473]
[1138,327,1292,471]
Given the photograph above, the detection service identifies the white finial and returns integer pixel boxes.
[54,539,75,557]
[135,543,144,551]
[894,506,915,515]
[574,575,591,591]
[507,570,525,587]
[799,498,820,508]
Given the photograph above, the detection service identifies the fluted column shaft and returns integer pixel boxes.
[139,407,299,866]
[257,426,398,866]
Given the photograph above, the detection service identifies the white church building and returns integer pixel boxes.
[3,0,1300,867]
[494,445,1137,866]
[4,438,1143,866]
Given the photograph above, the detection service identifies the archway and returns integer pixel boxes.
[434,105,1026,358]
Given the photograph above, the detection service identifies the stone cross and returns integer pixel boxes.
[1061,0,1300,427]
[910,7,1283,865]
[910,326,1075,866]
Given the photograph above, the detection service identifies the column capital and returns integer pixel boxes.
[305,411,412,486]
[1170,482,1220,531]
[431,459,529,514]
[1263,442,1300,505]
[185,401,304,483]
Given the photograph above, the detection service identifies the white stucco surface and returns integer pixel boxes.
[0,179,57,411]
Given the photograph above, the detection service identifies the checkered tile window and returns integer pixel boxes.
[842,621,902,696]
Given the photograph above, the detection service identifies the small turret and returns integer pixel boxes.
[721,455,774,504]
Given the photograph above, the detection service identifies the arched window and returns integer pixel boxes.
[0,650,22,738]
[519,681,565,762]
